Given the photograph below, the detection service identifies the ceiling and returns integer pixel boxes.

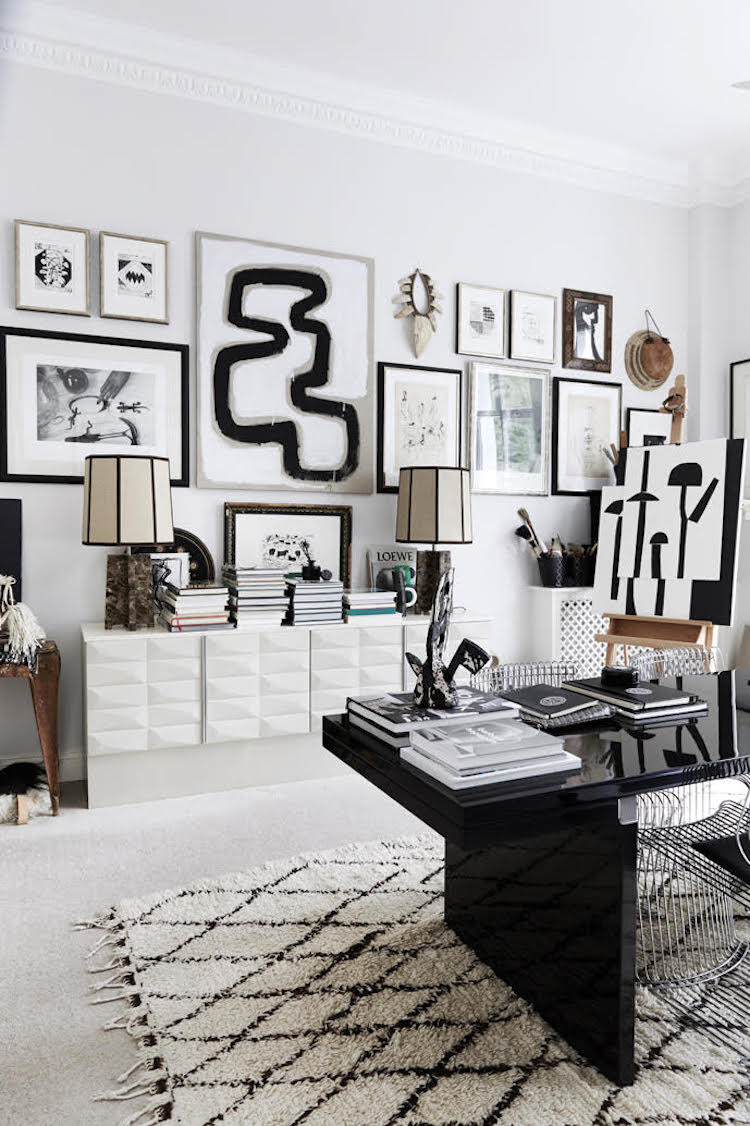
[5,0,750,199]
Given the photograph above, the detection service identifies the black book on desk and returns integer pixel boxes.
[497,683,595,720]
[561,677,693,712]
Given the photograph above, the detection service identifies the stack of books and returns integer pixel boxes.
[561,676,708,725]
[497,683,615,728]
[159,583,232,632]
[285,579,344,625]
[343,590,398,618]
[222,566,289,628]
[346,688,519,749]
[402,718,582,790]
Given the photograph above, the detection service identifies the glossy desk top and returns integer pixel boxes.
[322,672,750,846]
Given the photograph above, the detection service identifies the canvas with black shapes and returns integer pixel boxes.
[593,438,745,625]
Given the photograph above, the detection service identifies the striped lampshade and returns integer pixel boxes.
[82,455,174,546]
[395,466,472,545]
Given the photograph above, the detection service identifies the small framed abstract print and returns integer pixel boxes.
[469,363,549,494]
[626,407,672,448]
[100,232,169,324]
[455,283,506,358]
[552,376,622,494]
[15,219,90,316]
[509,291,556,364]
[0,326,188,485]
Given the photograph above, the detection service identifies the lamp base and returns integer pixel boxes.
[105,554,154,630]
[415,550,452,614]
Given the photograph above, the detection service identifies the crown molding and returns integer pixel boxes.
[0,7,738,210]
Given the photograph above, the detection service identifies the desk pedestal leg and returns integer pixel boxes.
[28,649,61,815]
[444,806,637,1086]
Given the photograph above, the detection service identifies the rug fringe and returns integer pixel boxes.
[77,914,174,1126]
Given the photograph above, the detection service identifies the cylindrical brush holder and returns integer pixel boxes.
[564,553,594,587]
[537,554,565,588]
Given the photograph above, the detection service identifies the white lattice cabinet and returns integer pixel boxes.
[526,587,607,678]
[82,614,491,807]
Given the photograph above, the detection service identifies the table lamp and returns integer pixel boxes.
[82,455,174,630]
[395,465,472,613]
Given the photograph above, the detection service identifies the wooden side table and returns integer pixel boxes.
[0,640,61,813]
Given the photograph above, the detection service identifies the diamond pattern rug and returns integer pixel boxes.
[84,836,750,1126]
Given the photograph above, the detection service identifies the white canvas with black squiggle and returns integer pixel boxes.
[84,836,749,1126]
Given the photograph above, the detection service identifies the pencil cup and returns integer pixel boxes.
[537,554,565,588]
[564,553,593,587]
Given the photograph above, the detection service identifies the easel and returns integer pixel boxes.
[597,373,715,667]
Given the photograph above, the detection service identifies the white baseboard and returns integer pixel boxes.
[0,747,85,783]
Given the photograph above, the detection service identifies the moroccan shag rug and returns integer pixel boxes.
[81,836,750,1126]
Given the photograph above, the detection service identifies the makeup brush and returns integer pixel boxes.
[517,507,547,554]
[514,525,543,556]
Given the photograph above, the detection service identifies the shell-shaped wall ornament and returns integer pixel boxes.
[392,267,443,358]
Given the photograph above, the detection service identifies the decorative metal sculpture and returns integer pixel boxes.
[405,569,489,709]
[393,267,444,358]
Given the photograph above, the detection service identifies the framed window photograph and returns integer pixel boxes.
[15,219,90,316]
[562,288,613,373]
[509,290,556,364]
[552,376,622,494]
[224,502,352,586]
[626,407,672,448]
[730,358,750,497]
[469,363,549,495]
[455,283,506,358]
[377,362,463,494]
[0,326,188,485]
[100,232,169,324]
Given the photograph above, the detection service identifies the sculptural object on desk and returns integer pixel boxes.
[405,569,489,709]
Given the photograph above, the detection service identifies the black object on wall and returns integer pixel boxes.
[0,498,22,600]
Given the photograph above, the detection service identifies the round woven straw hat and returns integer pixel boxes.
[625,329,674,390]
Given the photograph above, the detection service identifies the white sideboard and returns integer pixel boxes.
[82,614,492,807]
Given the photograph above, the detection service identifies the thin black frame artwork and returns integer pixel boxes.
[625,407,672,448]
[224,502,353,587]
[562,288,613,373]
[730,358,750,497]
[197,231,374,494]
[0,326,189,486]
[0,499,22,601]
[551,376,622,495]
[377,362,463,494]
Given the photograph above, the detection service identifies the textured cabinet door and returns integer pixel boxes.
[310,624,404,728]
[258,630,310,737]
[146,635,202,749]
[205,631,261,743]
[86,638,148,757]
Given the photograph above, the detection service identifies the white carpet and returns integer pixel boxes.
[0,775,423,1126]
[82,836,750,1126]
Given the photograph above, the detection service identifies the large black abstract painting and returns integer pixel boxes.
[197,233,373,493]
[593,438,745,625]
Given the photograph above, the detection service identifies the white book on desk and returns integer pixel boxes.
[400,745,581,789]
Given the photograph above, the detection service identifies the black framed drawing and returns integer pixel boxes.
[730,358,750,497]
[0,499,22,600]
[224,502,352,586]
[562,288,613,373]
[551,376,622,495]
[377,362,463,494]
[0,326,189,486]
[625,407,672,448]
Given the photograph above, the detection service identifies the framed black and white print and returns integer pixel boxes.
[469,363,548,495]
[626,407,672,448]
[551,376,622,494]
[730,358,750,497]
[15,220,90,316]
[455,283,506,358]
[562,288,613,373]
[100,232,169,323]
[509,291,556,364]
[0,326,188,485]
[224,502,352,586]
[197,232,373,493]
[377,362,463,494]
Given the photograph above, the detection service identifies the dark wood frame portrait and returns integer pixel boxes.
[0,326,189,486]
[224,502,353,586]
[377,361,463,494]
[551,375,622,495]
[562,288,613,373]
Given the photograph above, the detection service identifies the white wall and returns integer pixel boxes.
[0,63,689,778]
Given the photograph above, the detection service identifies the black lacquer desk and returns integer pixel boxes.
[322,672,750,1086]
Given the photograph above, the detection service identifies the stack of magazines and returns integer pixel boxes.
[402,718,582,790]
[222,566,289,628]
[159,583,232,632]
[346,688,519,749]
[561,676,708,725]
[343,590,398,618]
[285,579,344,624]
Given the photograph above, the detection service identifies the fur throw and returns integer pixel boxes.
[0,762,51,823]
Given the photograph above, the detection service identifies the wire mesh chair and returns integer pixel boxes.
[471,661,579,694]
